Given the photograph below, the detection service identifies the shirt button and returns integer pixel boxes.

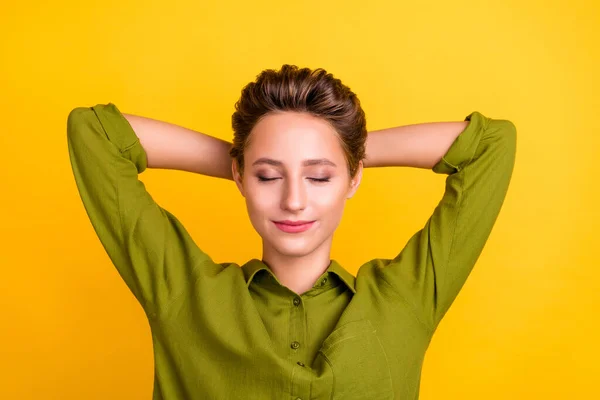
[321,277,328,286]
[293,297,301,306]
[295,398,302,400]
[291,341,300,349]
[297,361,305,367]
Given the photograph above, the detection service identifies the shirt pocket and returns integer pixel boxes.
[313,319,394,400]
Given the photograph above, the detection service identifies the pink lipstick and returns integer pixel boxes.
[273,220,315,233]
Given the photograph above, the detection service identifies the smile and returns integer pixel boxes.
[273,221,315,233]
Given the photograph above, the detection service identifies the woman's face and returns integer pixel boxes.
[233,111,362,258]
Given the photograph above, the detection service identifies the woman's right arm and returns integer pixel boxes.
[67,103,224,319]
[122,112,233,180]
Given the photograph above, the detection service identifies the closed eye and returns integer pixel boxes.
[257,176,330,183]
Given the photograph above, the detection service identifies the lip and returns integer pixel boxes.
[273,220,316,233]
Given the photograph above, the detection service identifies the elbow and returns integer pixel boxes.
[66,106,95,142]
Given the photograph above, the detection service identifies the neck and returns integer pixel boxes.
[261,236,333,295]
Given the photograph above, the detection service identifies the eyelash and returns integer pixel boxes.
[257,176,330,183]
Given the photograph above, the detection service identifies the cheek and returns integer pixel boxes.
[313,186,346,207]
[312,192,347,224]
[245,187,277,215]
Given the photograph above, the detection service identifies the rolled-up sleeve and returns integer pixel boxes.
[378,111,517,331]
[66,103,217,318]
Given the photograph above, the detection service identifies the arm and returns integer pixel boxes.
[365,112,517,332]
[122,112,233,180]
[67,103,222,318]
[364,120,469,169]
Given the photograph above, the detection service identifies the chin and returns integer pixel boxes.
[267,238,316,258]
[274,242,313,257]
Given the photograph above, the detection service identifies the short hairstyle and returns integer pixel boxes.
[230,64,367,179]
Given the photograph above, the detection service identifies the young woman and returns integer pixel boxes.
[67,64,516,399]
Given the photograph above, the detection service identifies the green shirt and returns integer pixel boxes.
[67,103,516,400]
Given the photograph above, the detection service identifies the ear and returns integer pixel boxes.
[346,160,363,199]
[232,159,246,197]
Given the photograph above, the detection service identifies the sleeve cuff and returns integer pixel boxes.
[91,103,148,174]
[432,111,490,175]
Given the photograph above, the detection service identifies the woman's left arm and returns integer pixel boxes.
[364,120,468,169]
[364,112,517,332]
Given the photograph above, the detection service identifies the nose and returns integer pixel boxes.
[281,177,307,212]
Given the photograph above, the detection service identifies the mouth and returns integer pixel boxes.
[272,220,316,233]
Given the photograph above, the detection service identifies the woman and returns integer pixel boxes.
[67,64,516,399]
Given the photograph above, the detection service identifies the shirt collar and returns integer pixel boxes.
[241,258,357,294]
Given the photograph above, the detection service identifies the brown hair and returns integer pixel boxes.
[230,64,367,179]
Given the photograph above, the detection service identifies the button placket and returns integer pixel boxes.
[290,297,302,350]
[289,294,307,398]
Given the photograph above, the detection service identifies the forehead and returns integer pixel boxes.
[246,111,343,164]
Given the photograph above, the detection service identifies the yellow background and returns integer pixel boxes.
[1,0,598,398]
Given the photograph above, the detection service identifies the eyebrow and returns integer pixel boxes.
[252,157,337,168]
